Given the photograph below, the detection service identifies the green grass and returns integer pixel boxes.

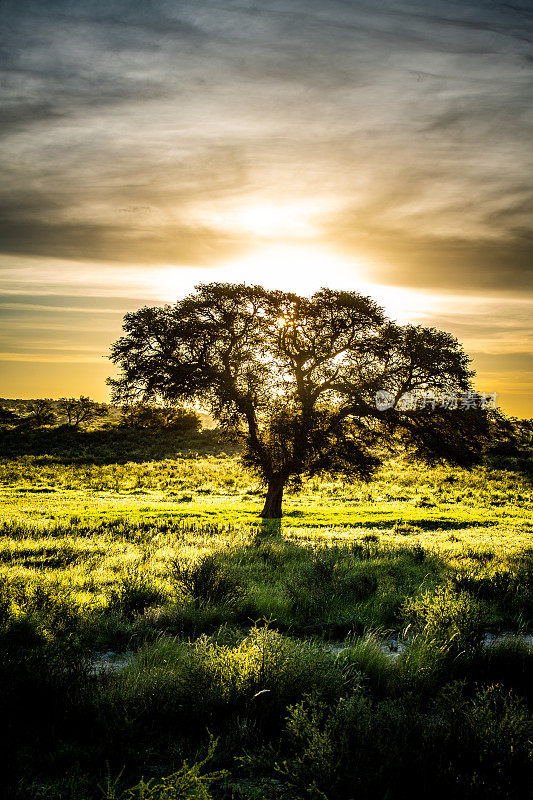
[0,436,532,798]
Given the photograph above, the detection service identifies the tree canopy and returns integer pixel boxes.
[58,396,108,429]
[109,283,490,517]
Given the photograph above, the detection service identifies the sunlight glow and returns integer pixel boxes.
[154,244,442,325]
[188,199,335,238]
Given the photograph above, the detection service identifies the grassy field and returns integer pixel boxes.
[1,430,532,799]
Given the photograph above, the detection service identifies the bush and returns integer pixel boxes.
[102,737,228,799]
[108,571,166,619]
[285,549,378,624]
[102,628,343,742]
[171,554,243,609]
[403,585,486,651]
[5,576,80,637]
[434,682,533,799]
[58,395,108,428]
[21,399,57,427]
[0,404,20,428]
[245,681,533,800]
[451,556,533,624]
[257,692,446,800]
[335,632,393,696]
[458,636,533,703]
[394,636,453,698]
[0,629,90,794]
[120,403,200,433]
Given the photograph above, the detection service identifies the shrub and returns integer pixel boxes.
[8,577,80,637]
[21,398,57,427]
[103,628,343,742]
[0,404,20,428]
[246,682,533,800]
[120,403,200,433]
[285,549,378,624]
[265,692,447,800]
[58,395,108,428]
[434,682,533,799]
[451,557,533,623]
[103,737,228,800]
[403,585,485,651]
[171,554,243,609]
[395,636,453,698]
[458,636,533,703]
[335,632,393,695]
[0,629,90,793]
[108,571,166,619]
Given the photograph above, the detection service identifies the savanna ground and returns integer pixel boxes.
[1,426,532,799]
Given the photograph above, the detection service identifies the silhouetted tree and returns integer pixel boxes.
[485,412,533,455]
[58,396,108,429]
[24,399,56,428]
[0,404,20,428]
[120,402,200,432]
[109,283,490,518]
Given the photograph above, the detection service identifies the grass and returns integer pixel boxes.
[0,431,532,798]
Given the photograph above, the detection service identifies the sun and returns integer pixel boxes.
[151,243,442,326]
[188,199,334,239]
[152,244,366,300]
[221,244,364,294]
[220,203,322,237]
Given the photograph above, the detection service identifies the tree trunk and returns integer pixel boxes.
[260,476,285,518]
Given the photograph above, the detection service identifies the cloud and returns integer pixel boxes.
[0,0,532,288]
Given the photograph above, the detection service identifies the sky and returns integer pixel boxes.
[0,0,532,415]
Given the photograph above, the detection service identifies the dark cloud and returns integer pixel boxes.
[0,215,248,263]
[326,221,533,292]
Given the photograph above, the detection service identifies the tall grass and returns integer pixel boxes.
[0,439,531,797]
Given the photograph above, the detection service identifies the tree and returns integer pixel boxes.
[58,396,108,429]
[485,413,533,454]
[120,402,200,432]
[0,404,20,428]
[24,399,56,427]
[109,283,490,518]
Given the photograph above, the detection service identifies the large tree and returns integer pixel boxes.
[109,283,490,518]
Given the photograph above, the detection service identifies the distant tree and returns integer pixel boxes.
[0,404,20,428]
[109,283,490,518]
[22,399,57,428]
[512,417,533,447]
[486,413,533,454]
[120,402,200,433]
[58,396,108,429]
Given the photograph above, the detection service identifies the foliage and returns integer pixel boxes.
[22,398,57,427]
[0,404,20,428]
[403,585,486,650]
[285,548,379,624]
[335,632,394,695]
[120,402,200,432]
[171,553,243,608]
[487,413,533,454]
[58,395,109,428]
[102,738,227,800]
[258,681,533,800]
[108,571,166,619]
[0,442,531,798]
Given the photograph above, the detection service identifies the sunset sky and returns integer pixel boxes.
[0,0,532,415]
